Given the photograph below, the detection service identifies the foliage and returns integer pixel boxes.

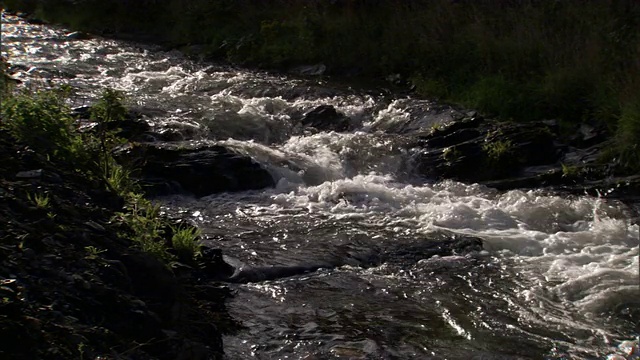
[561,163,581,179]
[0,88,84,164]
[114,193,173,263]
[483,140,514,166]
[88,88,128,185]
[442,146,461,164]
[171,225,203,265]
[27,192,50,209]
[0,82,202,266]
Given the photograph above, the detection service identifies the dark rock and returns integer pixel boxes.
[119,143,275,197]
[15,169,43,179]
[411,119,561,184]
[201,248,235,279]
[568,123,609,149]
[291,63,327,76]
[73,106,152,141]
[65,31,91,40]
[300,105,354,132]
[213,233,483,284]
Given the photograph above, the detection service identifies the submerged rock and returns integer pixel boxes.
[206,233,483,283]
[120,142,275,197]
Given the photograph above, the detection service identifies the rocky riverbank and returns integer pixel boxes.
[0,103,238,359]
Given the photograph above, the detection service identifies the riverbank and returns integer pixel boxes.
[0,87,236,359]
[2,0,639,174]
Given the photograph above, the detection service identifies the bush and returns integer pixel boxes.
[0,88,84,164]
[115,193,173,263]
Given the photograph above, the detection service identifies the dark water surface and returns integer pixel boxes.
[2,13,638,359]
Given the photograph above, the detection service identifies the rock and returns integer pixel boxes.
[177,340,209,360]
[65,31,91,40]
[73,105,152,141]
[291,63,326,76]
[16,169,43,179]
[119,143,275,197]
[300,105,354,132]
[411,118,560,184]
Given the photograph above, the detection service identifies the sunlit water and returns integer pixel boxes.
[2,13,638,359]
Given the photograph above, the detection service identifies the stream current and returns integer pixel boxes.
[2,13,638,360]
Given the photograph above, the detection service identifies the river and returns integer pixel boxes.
[2,13,638,360]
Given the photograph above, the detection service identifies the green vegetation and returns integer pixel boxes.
[27,191,50,209]
[171,225,203,265]
[483,139,514,166]
[1,88,84,165]
[442,146,461,164]
[0,83,202,265]
[561,163,581,179]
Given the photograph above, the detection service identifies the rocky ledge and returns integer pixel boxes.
[408,115,640,216]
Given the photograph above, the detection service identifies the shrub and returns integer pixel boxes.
[0,88,84,164]
[115,193,173,263]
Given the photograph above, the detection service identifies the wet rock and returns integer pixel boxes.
[73,105,152,141]
[291,63,327,76]
[119,142,275,197]
[411,117,561,184]
[201,248,235,279]
[177,340,209,360]
[300,105,354,132]
[65,31,91,40]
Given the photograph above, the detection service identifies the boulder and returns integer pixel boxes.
[411,117,561,184]
[120,143,275,197]
[300,105,354,132]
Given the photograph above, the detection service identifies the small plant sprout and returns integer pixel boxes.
[27,192,50,209]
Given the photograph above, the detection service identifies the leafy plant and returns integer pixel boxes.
[171,225,203,264]
[1,89,84,163]
[115,193,173,263]
[27,192,50,209]
[561,163,581,178]
[84,246,107,260]
[89,88,127,184]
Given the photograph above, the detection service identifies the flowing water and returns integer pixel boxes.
[2,13,639,360]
